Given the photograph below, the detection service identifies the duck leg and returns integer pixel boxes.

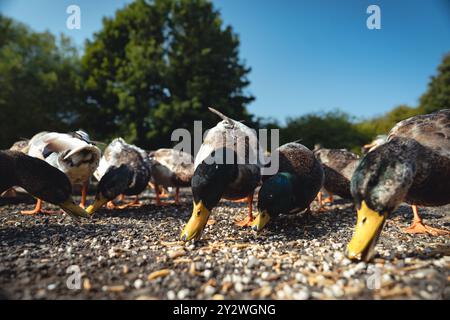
[323,192,334,204]
[117,195,143,209]
[79,182,88,209]
[234,194,254,227]
[21,199,59,215]
[149,182,170,199]
[106,200,119,209]
[317,191,327,212]
[21,199,43,215]
[175,187,180,205]
[403,205,449,236]
[154,183,169,206]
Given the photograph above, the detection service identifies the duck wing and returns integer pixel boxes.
[388,109,450,158]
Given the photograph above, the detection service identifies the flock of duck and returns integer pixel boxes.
[1,108,449,262]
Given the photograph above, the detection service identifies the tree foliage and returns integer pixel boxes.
[1,2,449,153]
[279,111,370,153]
[419,53,450,113]
[81,0,254,148]
[0,14,82,148]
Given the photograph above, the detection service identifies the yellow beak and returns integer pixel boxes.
[180,201,210,241]
[249,210,270,232]
[346,201,387,262]
[59,197,91,220]
[85,194,108,216]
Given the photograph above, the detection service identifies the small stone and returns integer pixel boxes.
[203,269,213,279]
[167,290,176,300]
[247,255,258,268]
[177,289,190,299]
[47,283,58,291]
[134,279,144,289]
[204,285,215,296]
[293,289,309,300]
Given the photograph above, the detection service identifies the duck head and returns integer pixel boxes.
[180,148,238,241]
[347,140,416,261]
[251,172,295,232]
[86,165,133,215]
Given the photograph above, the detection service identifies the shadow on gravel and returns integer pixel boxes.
[0,223,140,246]
[250,201,357,241]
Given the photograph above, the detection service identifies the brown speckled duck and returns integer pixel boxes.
[148,148,194,205]
[347,109,450,262]
[314,147,360,208]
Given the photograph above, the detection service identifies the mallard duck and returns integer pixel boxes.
[86,138,151,213]
[180,108,264,241]
[148,148,194,205]
[250,142,324,231]
[347,109,450,262]
[314,147,360,208]
[0,150,90,219]
[24,130,100,214]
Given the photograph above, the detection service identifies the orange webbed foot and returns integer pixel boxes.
[403,221,449,236]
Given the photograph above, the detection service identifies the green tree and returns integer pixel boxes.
[356,104,420,137]
[82,0,254,148]
[280,111,370,153]
[0,14,82,149]
[419,53,450,114]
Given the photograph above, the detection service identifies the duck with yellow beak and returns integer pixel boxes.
[347,109,450,262]
[180,107,264,241]
[0,150,91,220]
[250,142,324,232]
[86,165,134,214]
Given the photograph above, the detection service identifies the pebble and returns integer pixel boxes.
[204,285,215,296]
[134,279,144,290]
[177,289,190,299]
[0,197,448,300]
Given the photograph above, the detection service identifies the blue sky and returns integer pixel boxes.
[1,0,449,123]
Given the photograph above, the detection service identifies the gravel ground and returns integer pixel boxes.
[0,189,448,300]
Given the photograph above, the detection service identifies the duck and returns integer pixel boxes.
[250,142,324,231]
[180,107,264,241]
[148,148,194,205]
[313,147,360,208]
[347,109,450,262]
[0,150,90,220]
[86,138,151,213]
[24,130,101,214]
